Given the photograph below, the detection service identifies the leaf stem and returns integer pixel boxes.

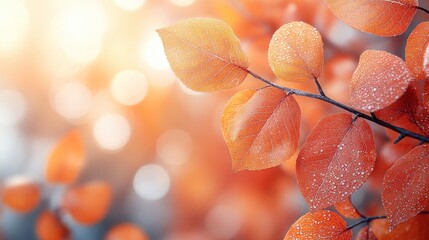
[416,6,429,16]
[245,69,429,144]
[346,211,429,231]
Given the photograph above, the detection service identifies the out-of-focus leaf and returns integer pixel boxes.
[406,22,429,80]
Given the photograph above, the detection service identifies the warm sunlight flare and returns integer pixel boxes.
[110,70,149,106]
[113,0,146,11]
[53,0,106,64]
[0,0,28,53]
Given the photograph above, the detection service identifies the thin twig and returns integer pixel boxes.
[346,211,429,231]
[416,6,429,16]
[245,69,429,144]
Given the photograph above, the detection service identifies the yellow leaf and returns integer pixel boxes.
[268,21,324,82]
[157,18,249,92]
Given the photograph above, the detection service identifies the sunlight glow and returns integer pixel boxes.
[140,33,170,71]
[52,82,93,121]
[54,1,106,64]
[110,70,148,106]
[0,0,28,53]
[133,164,170,200]
[113,0,146,11]
[93,113,131,151]
[0,90,27,126]
[157,129,193,166]
[170,0,196,7]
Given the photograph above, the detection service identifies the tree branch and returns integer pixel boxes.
[416,6,429,16]
[245,69,429,144]
[346,211,429,231]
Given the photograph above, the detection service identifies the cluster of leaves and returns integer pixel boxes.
[1,131,148,240]
[158,0,429,239]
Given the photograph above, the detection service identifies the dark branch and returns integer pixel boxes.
[314,77,326,97]
[416,6,429,16]
[245,69,429,144]
[346,211,429,231]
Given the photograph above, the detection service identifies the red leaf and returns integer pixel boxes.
[105,223,148,240]
[36,210,69,240]
[2,176,40,213]
[61,181,112,225]
[382,144,429,229]
[356,226,377,240]
[406,22,429,80]
[371,215,429,240]
[375,84,419,122]
[284,210,352,240]
[350,50,413,112]
[334,197,362,219]
[297,113,376,210]
[222,87,301,171]
[325,0,418,36]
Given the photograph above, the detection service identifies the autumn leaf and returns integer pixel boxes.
[406,22,429,80]
[371,215,429,240]
[355,226,377,240]
[61,181,112,225]
[334,196,362,219]
[36,210,69,240]
[45,131,85,184]
[284,210,352,240]
[268,21,323,82]
[382,144,429,229]
[2,176,40,213]
[296,113,376,210]
[157,18,248,92]
[374,84,419,122]
[325,0,418,36]
[222,87,300,171]
[350,50,413,112]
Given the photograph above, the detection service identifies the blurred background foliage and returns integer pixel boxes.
[0,0,428,239]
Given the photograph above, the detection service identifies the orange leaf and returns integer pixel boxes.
[325,0,418,36]
[424,80,429,111]
[284,210,352,240]
[2,176,40,213]
[371,215,429,240]
[374,84,419,122]
[36,210,69,240]
[412,105,429,136]
[355,226,377,240]
[406,22,429,80]
[382,144,429,229]
[268,21,323,82]
[221,87,301,171]
[296,113,376,210]
[334,197,362,219]
[157,18,248,92]
[61,181,112,225]
[350,50,413,112]
[46,131,85,184]
[105,223,148,240]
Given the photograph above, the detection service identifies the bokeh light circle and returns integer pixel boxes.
[52,82,93,121]
[110,70,148,106]
[205,204,241,239]
[0,89,27,126]
[156,129,192,166]
[113,0,146,11]
[93,113,131,151]
[133,164,170,200]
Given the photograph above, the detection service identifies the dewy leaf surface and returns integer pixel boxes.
[297,113,376,210]
[268,21,323,82]
[157,18,249,92]
[406,22,429,80]
[371,215,429,240]
[284,210,352,240]
[222,87,300,171]
[382,144,429,229]
[46,131,85,184]
[350,50,413,112]
[325,0,418,36]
